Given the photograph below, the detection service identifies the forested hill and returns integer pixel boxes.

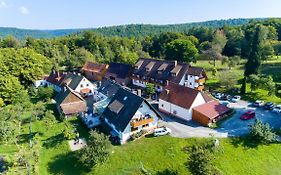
[0,18,264,39]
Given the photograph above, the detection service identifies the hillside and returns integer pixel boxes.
[0,18,264,39]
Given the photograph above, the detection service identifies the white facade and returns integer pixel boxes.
[34,80,47,88]
[74,77,96,94]
[159,93,206,121]
[105,101,159,144]
[132,79,147,88]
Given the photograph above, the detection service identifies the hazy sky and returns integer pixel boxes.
[0,0,281,29]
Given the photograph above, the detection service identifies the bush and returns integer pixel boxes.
[78,130,112,169]
[37,87,54,101]
[186,139,223,175]
[249,119,277,144]
[131,130,147,141]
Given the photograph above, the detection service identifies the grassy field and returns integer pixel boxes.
[2,109,281,175]
[191,58,281,104]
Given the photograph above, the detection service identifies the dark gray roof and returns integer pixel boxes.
[60,73,84,90]
[101,88,161,132]
[105,63,132,80]
[132,58,190,84]
[98,79,122,98]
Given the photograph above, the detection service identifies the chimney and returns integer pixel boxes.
[63,86,67,92]
[165,89,170,94]
[174,60,177,67]
[166,80,169,86]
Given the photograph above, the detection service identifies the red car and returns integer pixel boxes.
[240,110,255,120]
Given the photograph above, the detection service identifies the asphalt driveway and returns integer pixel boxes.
[155,100,281,138]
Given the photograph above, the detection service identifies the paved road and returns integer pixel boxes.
[156,100,281,138]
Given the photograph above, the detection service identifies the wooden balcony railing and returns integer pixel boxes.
[195,78,205,84]
[131,117,154,128]
[196,85,204,91]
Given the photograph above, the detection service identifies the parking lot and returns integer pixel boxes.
[157,100,281,138]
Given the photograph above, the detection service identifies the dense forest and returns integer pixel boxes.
[0,18,265,39]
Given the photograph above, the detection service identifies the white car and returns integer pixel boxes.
[154,127,171,137]
[215,93,223,99]
[231,95,241,103]
[253,100,264,107]
[273,105,281,113]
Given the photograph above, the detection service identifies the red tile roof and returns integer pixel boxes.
[160,82,200,109]
[160,82,214,109]
[81,61,107,73]
[46,71,67,86]
[193,101,230,120]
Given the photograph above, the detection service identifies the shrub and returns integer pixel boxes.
[78,130,112,169]
[249,119,277,144]
[186,139,223,175]
[131,130,147,141]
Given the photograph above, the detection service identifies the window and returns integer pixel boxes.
[190,83,192,86]
[80,84,83,88]
[161,104,164,107]
[86,84,89,87]
[131,127,138,132]
[173,110,177,115]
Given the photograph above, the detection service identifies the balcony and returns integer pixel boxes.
[196,85,204,91]
[195,78,205,84]
[131,117,154,128]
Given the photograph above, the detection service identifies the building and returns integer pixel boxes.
[101,88,161,144]
[159,82,213,121]
[55,87,87,117]
[131,58,207,92]
[45,70,68,92]
[34,75,49,88]
[104,63,132,86]
[192,101,231,126]
[81,61,108,81]
[59,73,96,96]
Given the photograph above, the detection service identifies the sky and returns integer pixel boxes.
[0,0,281,29]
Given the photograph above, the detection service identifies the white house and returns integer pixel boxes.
[159,82,213,121]
[101,88,161,144]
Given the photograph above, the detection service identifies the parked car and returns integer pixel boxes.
[253,100,264,107]
[264,102,274,110]
[153,127,171,137]
[231,95,241,103]
[240,110,256,120]
[215,93,223,99]
[273,105,281,113]
[221,95,232,101]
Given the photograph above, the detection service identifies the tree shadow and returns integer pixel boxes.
[155,169,179,175]
[18,132,39,144]
[42,133,65,149]
[48,151,91,175]
[230,136,260,149]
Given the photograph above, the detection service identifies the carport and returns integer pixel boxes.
[192,101,231,126]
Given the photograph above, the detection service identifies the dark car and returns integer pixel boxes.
[221,95,232,101]
[240,110,255,120]
[264,102,274,110]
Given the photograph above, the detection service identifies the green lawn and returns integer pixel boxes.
[3,111,281,175]
[192,59,281,104]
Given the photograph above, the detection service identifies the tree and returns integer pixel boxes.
[78,130,112,169]
[41,110,57,131]
[242,25,270,94]
[0,75,27,104]
[249,119,277,144]
[248,75,276,96]
[187,140,222,175]
[221,56,241,70]
[62,121,76,140]
[145,83,155,97]
[0,35,21,48]
[200,29,227,67]
[165,39,198,63]
[218,71,238,90]
[37,87,54,101]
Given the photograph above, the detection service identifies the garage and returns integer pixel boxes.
[192,101,231,126]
